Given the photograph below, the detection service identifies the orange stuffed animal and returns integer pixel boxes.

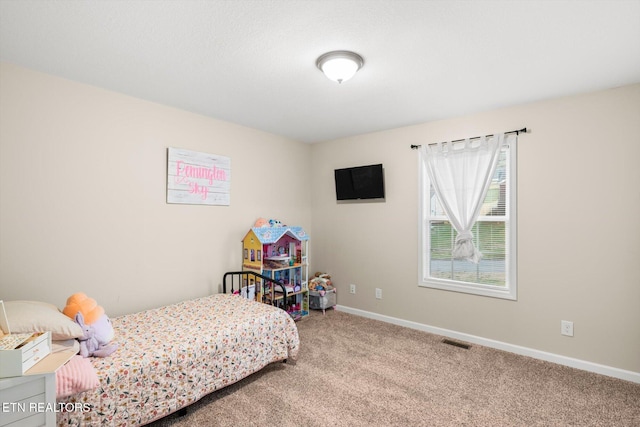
[63,293,105,325]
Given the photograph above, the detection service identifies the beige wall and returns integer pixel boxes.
[1,62,639,374]
[0,63,312,316]
[310,84,640,373]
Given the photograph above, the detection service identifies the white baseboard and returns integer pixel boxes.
[335,305,640,384]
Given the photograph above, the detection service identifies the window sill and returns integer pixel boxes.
[419,278,516,300]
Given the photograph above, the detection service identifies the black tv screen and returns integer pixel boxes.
[334,164,385,201]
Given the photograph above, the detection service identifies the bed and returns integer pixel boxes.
[54,293,300,426]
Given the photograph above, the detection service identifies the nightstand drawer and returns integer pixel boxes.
[0,374,50,427]
[22,337,51,371]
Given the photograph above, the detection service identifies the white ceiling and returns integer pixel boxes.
[1,1,639,143]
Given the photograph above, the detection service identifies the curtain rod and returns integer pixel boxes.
[410,127,528,149]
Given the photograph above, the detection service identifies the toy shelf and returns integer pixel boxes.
[272,290,306,300]
[263,263,308,271]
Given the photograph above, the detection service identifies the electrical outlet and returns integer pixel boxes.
[375,288,382,299]
[349,284,356,294]
[561,320,574,337]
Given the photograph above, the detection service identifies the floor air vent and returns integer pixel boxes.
[442,339,471,350]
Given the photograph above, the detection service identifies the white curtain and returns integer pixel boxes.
[420,133,507,263]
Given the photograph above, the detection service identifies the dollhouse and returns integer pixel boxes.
[242,226,309,320]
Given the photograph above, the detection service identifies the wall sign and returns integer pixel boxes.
[167,147,231,205]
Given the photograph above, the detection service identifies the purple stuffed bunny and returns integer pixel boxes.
[75,311,118,358]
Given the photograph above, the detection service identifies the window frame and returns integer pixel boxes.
[418,140,517,300]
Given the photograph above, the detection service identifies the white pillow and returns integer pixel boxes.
[3,300,84,340]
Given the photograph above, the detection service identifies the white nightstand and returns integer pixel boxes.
[0,351,75,427]
[0,373,55,427]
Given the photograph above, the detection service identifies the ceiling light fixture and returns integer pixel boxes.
[316,50,364,84]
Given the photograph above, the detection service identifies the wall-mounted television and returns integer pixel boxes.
[334,163,385,201]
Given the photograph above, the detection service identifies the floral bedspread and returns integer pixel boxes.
[56,294,300,426]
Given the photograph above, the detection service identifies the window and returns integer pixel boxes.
[419,141,517,299]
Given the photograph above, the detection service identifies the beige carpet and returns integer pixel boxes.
[149,309,640,427]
